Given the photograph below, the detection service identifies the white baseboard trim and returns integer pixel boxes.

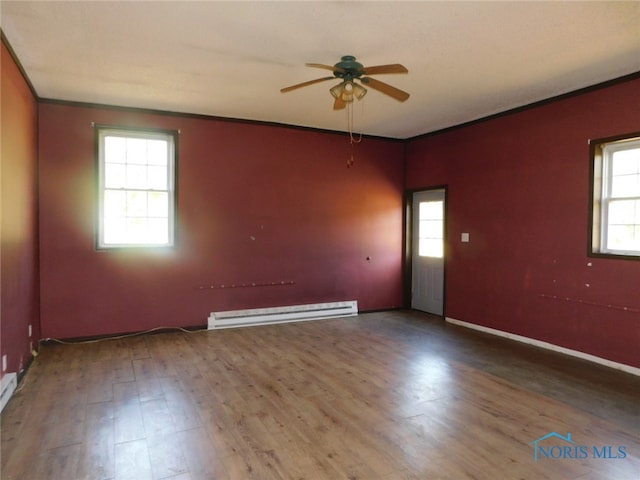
[445,317,640,377]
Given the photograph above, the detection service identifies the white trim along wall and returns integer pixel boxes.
[445,317,640,377]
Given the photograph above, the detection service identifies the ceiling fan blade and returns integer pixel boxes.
[333,97,347,110]
[360,77,410,102]
[306,63,347,74]
[280,76,335,93]
[361,64,408,75]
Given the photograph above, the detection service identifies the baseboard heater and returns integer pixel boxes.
[0,372,17,413]
[208,300,358,330]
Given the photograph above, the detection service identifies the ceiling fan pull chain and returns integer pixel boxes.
[355,97,364,144]
[347,103,354,167]
[348,143,355,168]
[346,102,362,167]
[348,98,363,145]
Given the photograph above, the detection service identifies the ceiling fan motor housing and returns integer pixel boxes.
[334,55,364,80]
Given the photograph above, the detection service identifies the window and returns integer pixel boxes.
[97,127,177,249]
[418,200,444,257]
[590,132,640,258]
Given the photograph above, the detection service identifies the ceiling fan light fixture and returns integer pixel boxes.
[330,82,344,99]
[341,92,354,103]
[330,81,366,103]
[352,82,367,100]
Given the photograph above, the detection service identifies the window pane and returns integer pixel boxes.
[148,218,169,243]
[148,192,168,217]
[98,128,175,248]
[612,148,640,175]
[104,190,126,218]
[607,225,640,252]
[126,191,147,217]
[148,166,167,190]
[592,135,640,257]
[608,200,638,225]
[126,217,149,243]
[126,165,148,189]
[611,173,640,198]
[104,136,126,163]
[126,138,148,164]
[103,217,126,244]
[105,163,126,189]
[148,140,168,165]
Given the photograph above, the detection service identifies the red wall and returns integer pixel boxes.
[38,104,404,339]
[10,37,639,370]
[1,40,40,377]
[406,78,640,368]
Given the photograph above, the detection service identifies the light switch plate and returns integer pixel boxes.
[461,233,470,242]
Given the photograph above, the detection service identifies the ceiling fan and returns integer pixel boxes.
[280,55,410,110]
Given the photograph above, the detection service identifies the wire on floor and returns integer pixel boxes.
[13,325,209,396]
[39,325,208,346]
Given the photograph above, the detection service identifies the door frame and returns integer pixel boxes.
[403,185,448,315]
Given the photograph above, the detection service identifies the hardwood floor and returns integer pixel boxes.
[1,310,639,479]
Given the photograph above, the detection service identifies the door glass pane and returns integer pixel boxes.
[420,201,443,220]
[419,238,443,258]
[420,219,442,236]
[419,201,443,257]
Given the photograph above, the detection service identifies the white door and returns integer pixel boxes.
[411,189,445,315]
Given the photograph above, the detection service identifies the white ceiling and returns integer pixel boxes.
[2,1,639,139]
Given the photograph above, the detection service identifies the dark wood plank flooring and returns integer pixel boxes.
[1,310,638,479]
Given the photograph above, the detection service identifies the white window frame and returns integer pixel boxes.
[590,132,640,259]
[96,126,177,249]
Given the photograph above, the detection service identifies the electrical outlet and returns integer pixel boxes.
[28,324,32,337]
[2,355,6,372]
